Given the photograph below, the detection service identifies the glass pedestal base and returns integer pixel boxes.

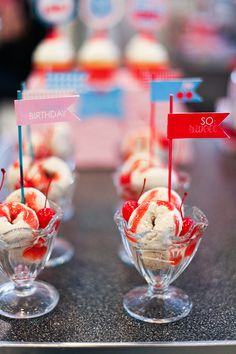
[123,285,192,324]
[0,281,59,319]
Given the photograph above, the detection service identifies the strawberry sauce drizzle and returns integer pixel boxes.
[142,189,158,203]
[130,202,150,233]
[173,214,180,235]
[25,192,39,212]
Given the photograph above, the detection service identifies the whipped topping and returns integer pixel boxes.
[78,37,120,65]
[125,34,169,65]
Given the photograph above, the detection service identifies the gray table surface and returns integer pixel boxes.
[0,140,236,353]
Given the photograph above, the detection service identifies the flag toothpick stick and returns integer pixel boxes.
[168,95,173,202]
[149,102,156,166]
[17,90,25,204]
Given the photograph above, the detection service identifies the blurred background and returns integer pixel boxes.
[0,0,236,167]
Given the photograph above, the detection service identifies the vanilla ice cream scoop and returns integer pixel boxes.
[120,152,163,177]
[0,201,39,248]
[121,130,162,160]
[27,157,73,202]
[131,166,178,193]
[50,124,73,159]
[7,156,32,191]
[23,124,73,160]
[138,187,182,209]
[129,200,182,239]
[6,188,49,212]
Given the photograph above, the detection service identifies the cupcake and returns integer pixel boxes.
[32,29,75,72]
[77,33,121,80]
[125,33,169,80]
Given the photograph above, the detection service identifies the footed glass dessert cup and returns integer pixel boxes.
[115,206,208,324]
[46,172,77,267]
[0,202,63,319]
[113,171,191,267]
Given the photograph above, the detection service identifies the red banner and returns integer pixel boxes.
[167,112,230,139]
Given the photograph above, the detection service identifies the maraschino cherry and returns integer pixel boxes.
[122,178,146,222]
[36,179,56,229]
[0,168,6,192]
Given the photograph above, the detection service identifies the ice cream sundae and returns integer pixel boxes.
[7,156,74,204]
[116,152,179,200]
[0,179,63,318]
[114,186,208,323]
[23,123,74,160]
[117,187,207,271]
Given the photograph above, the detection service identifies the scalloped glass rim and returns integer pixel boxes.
[0,200,63,249]
[114,204,208,249]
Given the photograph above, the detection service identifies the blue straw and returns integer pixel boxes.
[27,125,35,161]
[17,90,25,204]
[20,82,34,161]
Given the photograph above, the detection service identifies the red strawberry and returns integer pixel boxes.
[37,208,56,229]
[180,217,193,237]
[23,243,47,261]
[122,200,138,222]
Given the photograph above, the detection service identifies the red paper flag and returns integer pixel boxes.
[167,112,230,139]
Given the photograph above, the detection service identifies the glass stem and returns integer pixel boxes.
[14,280,35,296]
[148,284,169,297]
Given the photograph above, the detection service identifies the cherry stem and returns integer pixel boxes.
[138,178,146,200]
[0,168,6,192]
[44,178,52,208]
[179,192,188,219]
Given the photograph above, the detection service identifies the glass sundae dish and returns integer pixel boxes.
[0,187,63,318]
[115,187,208,323]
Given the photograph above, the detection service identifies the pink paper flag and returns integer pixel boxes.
[14,96,79,126]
